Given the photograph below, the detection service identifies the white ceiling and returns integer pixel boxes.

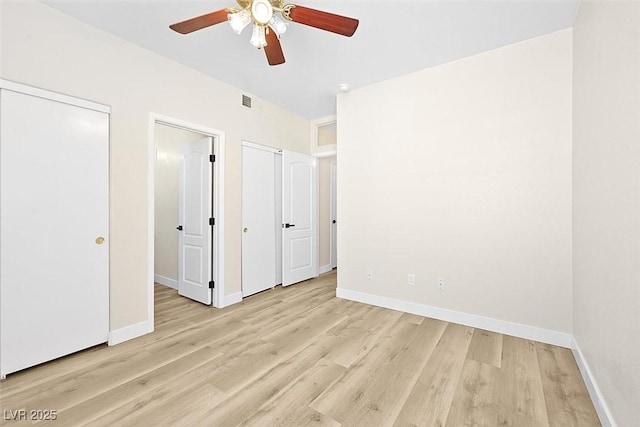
[39,0,580,119]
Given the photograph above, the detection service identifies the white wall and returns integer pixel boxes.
[337,29,573,334]
[154,125,205,284]
[0,0,310,331]
[573,2,640,426]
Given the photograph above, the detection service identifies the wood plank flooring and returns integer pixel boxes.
[0,271,600,426]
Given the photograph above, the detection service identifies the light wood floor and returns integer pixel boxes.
[0,271,600,426]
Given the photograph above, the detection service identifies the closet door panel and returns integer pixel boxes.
[0,88,109,377]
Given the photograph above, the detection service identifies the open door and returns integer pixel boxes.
[178,137,213,305]
[331,160,337,269]
[282,150,318,286]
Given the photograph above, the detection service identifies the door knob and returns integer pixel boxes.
[95,236,105,245]
[332,220,337,224]
[284,223,296,228]
[243,227,248,233]
[176,225,183,231]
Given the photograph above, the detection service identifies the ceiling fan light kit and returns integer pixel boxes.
[228,9,252,34]
[251,0,273,24]
[249,24,268,48]
[238,0,287,49]
[268,15,288,36]
[170,0,359,66]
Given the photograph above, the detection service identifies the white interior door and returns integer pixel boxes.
[178,137,212,305]
[330,160,337,269]
[0,87,109,378]
[275,153,283,285]
[282,150,318,286]
[242,145,276,297]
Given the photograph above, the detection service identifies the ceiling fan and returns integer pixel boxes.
[169,0,359,66]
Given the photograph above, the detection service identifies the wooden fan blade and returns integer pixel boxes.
[288,5,359,37]
[264,29,286,66]
[169,9,229,34]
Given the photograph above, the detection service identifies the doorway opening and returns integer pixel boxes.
[148,114,225,327]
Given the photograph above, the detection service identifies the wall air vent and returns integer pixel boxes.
[242,94,252,109]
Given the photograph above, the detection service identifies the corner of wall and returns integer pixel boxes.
[108,320,153,346]
[571,337,618,427]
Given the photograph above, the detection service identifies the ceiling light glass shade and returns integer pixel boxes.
[228,9,252,34]
[268,15,288,37]
[249,24,267,48]
[251,0,273,25]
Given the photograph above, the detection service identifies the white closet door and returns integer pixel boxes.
[0,87,109,377]
[242,145,276,297]
[282,150,318,286]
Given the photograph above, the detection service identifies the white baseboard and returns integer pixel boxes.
[108,320,154,346]
[154,274,177,289]
[336,288,572,348]
[572,337,617,427]
[319,264,332,274]
[221,291,243,308]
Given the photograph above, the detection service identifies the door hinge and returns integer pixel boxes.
[209,280,215,289]
[210,154,215,162]
[209,217,215,226]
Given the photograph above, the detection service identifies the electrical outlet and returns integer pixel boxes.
[437,278,445,290]
[408,274,415,286]
[366,269,373,280]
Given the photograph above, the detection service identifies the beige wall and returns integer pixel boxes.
[337,29,573,333]
[0,1,310,330]
[154,125,206,282]
[317,123,337,146]
[573,2,640,425]
[318,156,336,268]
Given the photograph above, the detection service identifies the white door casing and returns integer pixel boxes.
[282,150,318,286]
[178,137,213,305]
[242,144,277,297]
[330,159,337,269]
[0,85,109,378]
[150,115,225,313]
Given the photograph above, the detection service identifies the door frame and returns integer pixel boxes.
[148,113,225,315]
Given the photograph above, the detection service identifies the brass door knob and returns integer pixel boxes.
[243,227,248,233]
[95,236,105,245]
